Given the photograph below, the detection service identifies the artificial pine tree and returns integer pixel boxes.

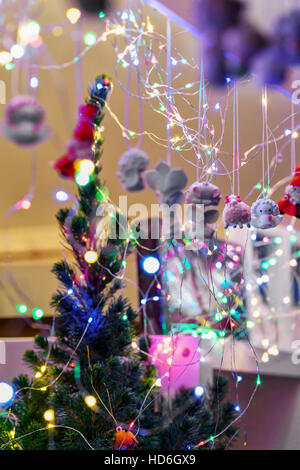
[0,75,238,451]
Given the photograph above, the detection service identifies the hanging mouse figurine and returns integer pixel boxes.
[251,199,282,229]
[223,194,251,229]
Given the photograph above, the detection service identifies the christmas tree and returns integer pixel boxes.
[0,75,238,451]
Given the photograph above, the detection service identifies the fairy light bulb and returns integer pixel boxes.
[0,382,15,407]
[155,378,162,387]
[84,250,98,264]
[268,345,279,356]
[0,51,12,65]
[66,8,81,24]
[84,32,97,46]
[17,304,28,314]
[19,21,40,45]
[75,172,90,186]
[43,409,54,422]
[262,352,269,363]
[84,395,96,407]
[77,159,94,175]
[10,44,25,59]
[32,308,44,320]
[261,338,269,349]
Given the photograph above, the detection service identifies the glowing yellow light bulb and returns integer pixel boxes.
[261,338,269,349]
[84,395,96,407]
[246,320,255,329]
[262,352,269,363]
[77,159,95,175]
[44,409,54,422]
[41,365,47,373]
[292,131,298,139]
[0,51,12,65]
[66,8,81,24]
[35,372,42,378]
[268,345,279,356]
[40,387,47,391]
[84,250,98,264]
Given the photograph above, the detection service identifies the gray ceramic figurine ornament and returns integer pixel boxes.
[186,181,221,239]
[117,148,149,192]
[145,160,188,206]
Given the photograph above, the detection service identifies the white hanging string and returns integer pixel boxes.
[166,17,172,165]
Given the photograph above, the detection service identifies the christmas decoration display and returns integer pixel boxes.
[223,195,251,229]
[0,0,299,453]
[145,160,188,206]
[117,148,149,192]
[185,182,221,239]
[0,75,238,451]
[1,96,50,146]
[251,199,282,229]
[113,429,138,450]
[278,165,300,218]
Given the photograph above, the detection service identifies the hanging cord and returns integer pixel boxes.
[197,51,203,181]
[232,81,236,194]
[236,82,240,195]
[291,99,296,175]
[124,63,144,150]
[75,16,83,111]
[166,17,172,165]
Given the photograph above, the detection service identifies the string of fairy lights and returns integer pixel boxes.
[0,0,299,450]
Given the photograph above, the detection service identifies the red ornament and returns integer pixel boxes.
[73,121,94,142]
[53,153,76,179]
[278,164,300,218]
[113,429,138,450]
[79,103,99,121]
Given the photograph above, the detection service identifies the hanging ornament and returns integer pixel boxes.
[145,160,187,206]
[113,429,138,450]
[250,46,286,85]
[196,0,244,37]
[277,165,300,218]
[274,10,300,64]
[117,148,149,192]
[1,96,50,146]
[186,182,221,239]
[222,23,266,76]
[251,199,282,229]
[223,195,251,229]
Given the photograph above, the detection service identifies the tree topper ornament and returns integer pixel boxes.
[278,165,300,218]
[251,199,282,229]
